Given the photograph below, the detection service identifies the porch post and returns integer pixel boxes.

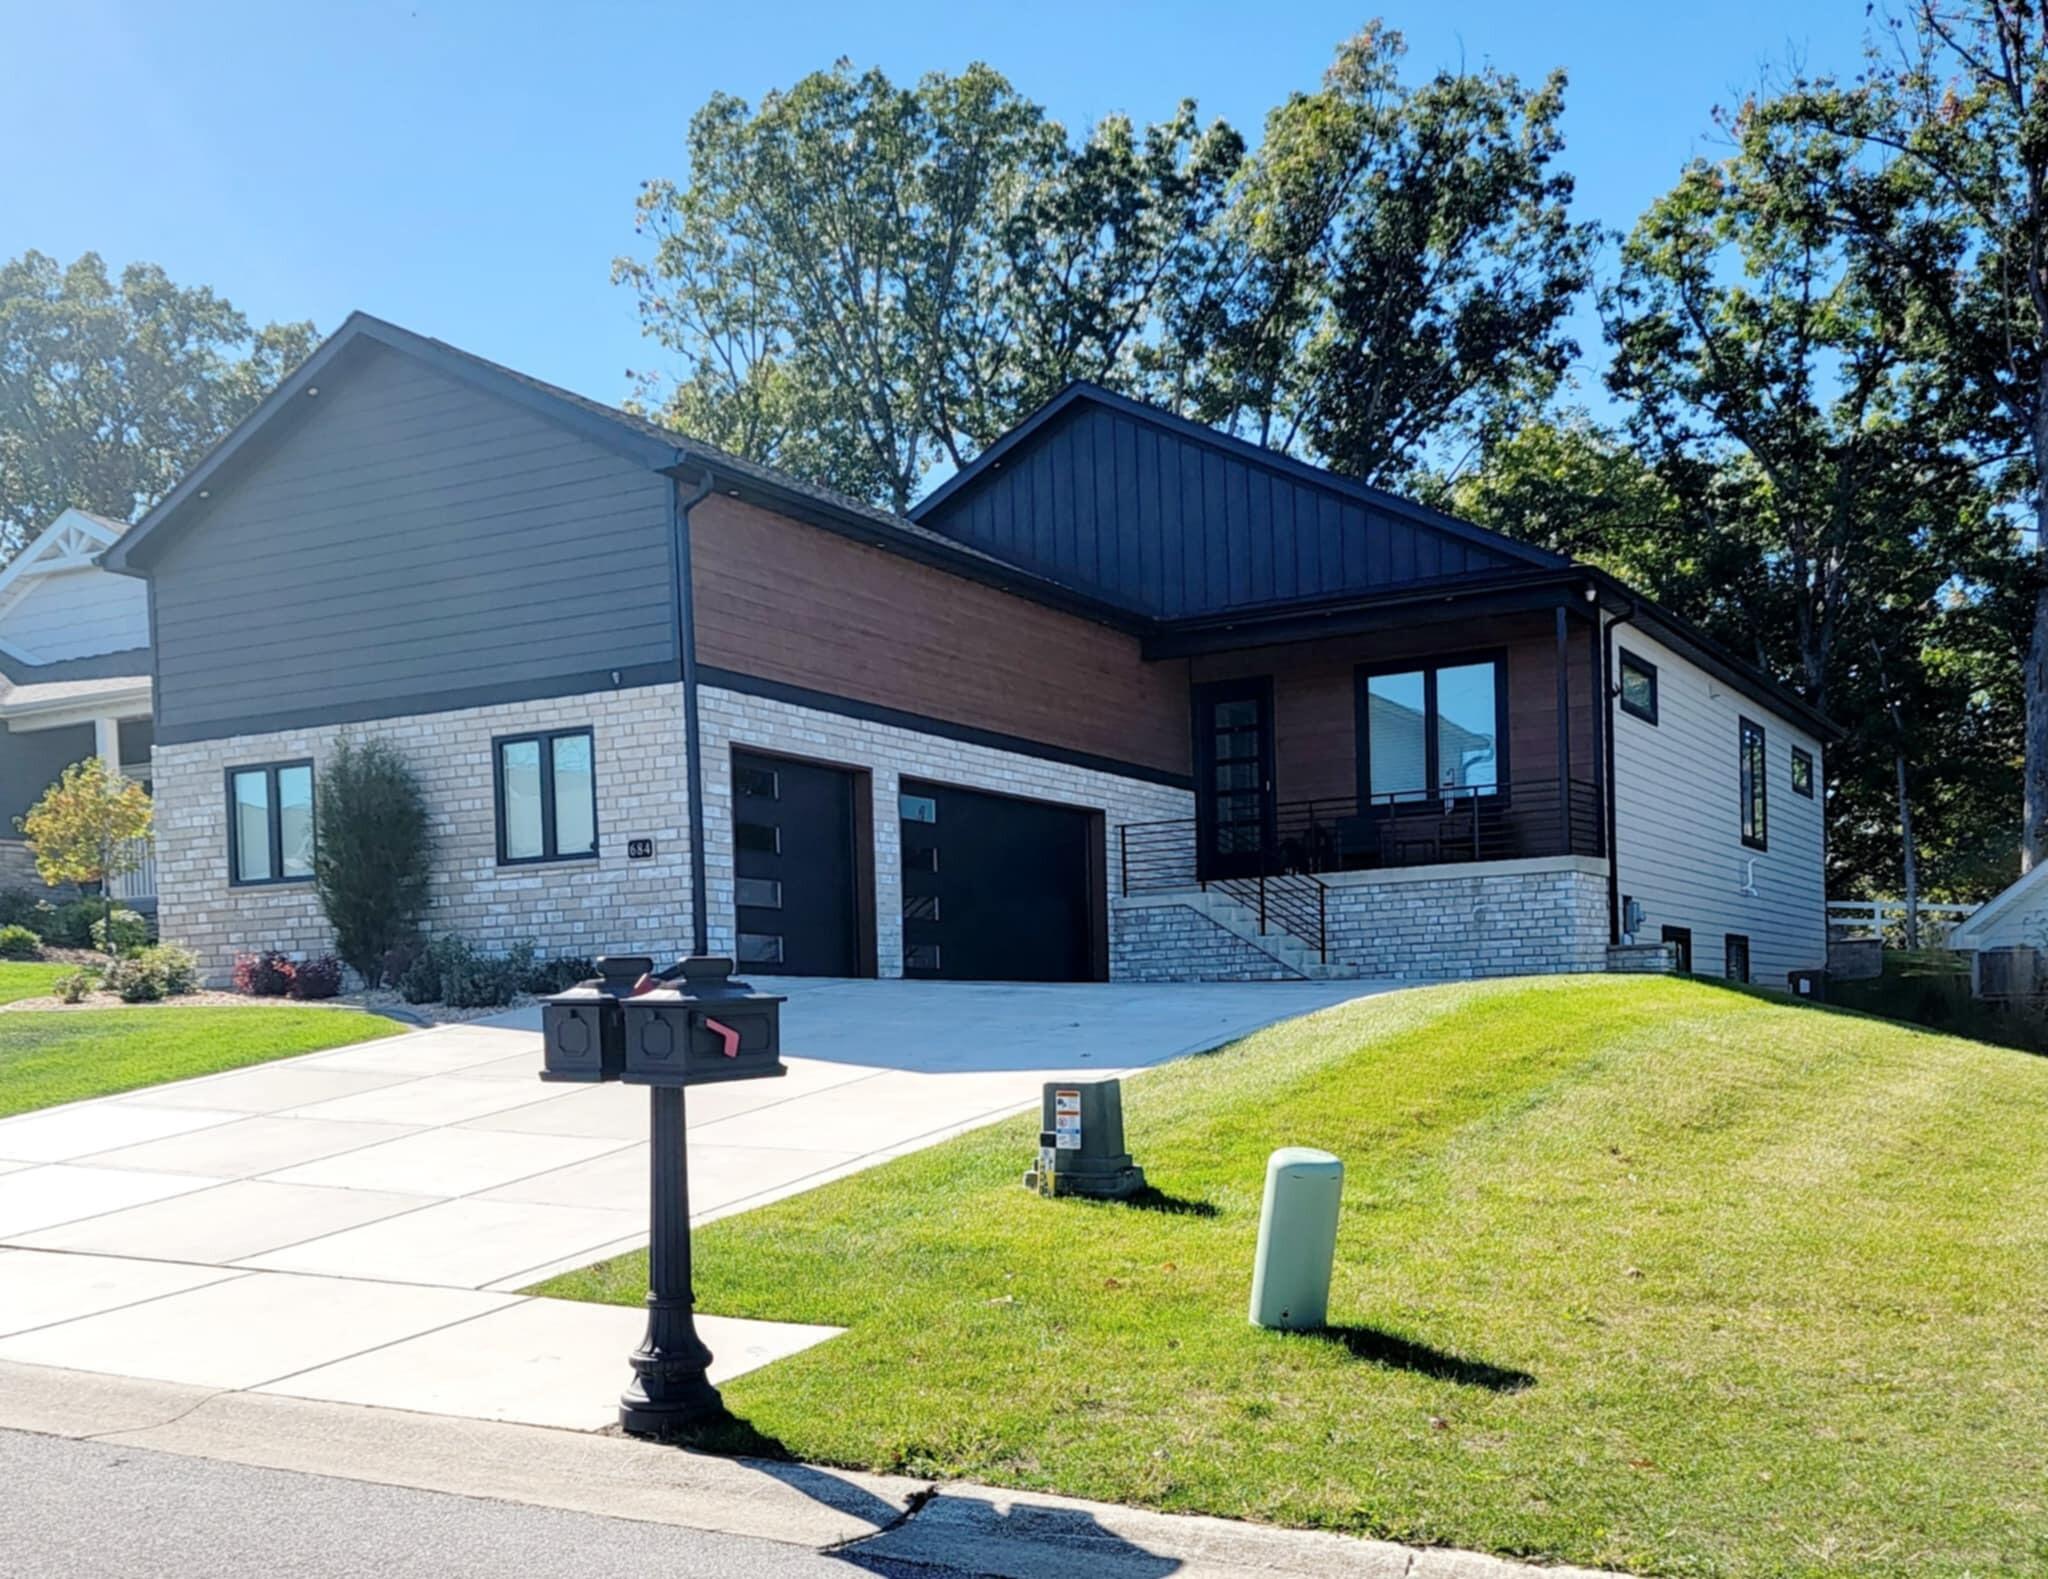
[94,718,121,779]
[1554,607,1571,853]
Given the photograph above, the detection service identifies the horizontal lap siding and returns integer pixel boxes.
[689,495,1189,778]
[1612,625,1826,985]
[149,346,676,738]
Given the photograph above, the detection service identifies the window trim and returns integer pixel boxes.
[1739,717,1768,851]
[225,759,316,888]
[1724,933,1751,984]
[1791,744,1815,799]
[1354,650,1511,808]
[1618,649,1659,725]
[492,726,600,867]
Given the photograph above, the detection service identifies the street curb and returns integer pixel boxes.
[0,1361,1630,1578]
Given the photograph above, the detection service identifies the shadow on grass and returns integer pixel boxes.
[1114,1186,1221,1218]
[1293,1325,1535,1392]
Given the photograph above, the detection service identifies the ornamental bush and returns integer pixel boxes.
[89,908,149,956]
[0,924,41,960]
[313,737,432,985]
[233,951,295,997]
[40,899,103,949]
[104,954,165,1003]
[0,889,51,930]
[52,968,98,1004]
[140,944,199,996]
[287,955,344,1000]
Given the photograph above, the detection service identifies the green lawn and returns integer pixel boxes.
[0,1001,404,1117]
[0,962,69,1006]
[539,977,2048,1578]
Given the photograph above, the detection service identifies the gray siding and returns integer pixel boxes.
[149,344,676,740]
[921,402,1532,617]
[0,721,94,827]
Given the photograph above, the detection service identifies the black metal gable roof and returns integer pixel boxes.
[909,382,1566,618]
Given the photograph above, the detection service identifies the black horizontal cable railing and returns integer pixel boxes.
[1120,778,1604,906]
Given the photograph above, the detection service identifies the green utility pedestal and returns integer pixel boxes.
[1248,1146,1343,1330]
[1022,1078,1145,1199]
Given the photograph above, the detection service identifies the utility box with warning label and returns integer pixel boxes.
[1022,1078,1145,1199]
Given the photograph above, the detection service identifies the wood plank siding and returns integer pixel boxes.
[689,494,1189,779]
[148,344,678,741]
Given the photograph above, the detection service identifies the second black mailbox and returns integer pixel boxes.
[620,956,786,1087]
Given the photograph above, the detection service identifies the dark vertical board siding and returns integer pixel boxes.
[149,345,676,736]
[918,394,1533,616]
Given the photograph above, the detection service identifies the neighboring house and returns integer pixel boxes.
[98,313,1835,987]
[0,509,155,906]
[1943,872,2048,1000]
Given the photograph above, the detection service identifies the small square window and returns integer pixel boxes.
[737,932,784,965]
[1791,746,1814,799]
[736,764,779,800]
[899,793,937,824]
[1619,651,1658,724]
[904,942,942,972]
[494,728,597,865]
[736,821,780,855]
[735,877,783,910]
[904,894,940,921]
[228,760,315,886]
[904,845,939,873]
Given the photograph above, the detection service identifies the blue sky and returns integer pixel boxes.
[5,0,1870,416]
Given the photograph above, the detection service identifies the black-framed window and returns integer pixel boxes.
[228,761,315,886]
[1357,654,1507,806]
[494,727,597,865]
[1791,745,1814,799]
[1619,650,1658,724]
[1724,933,1751,983]
[1739,718,1768,850]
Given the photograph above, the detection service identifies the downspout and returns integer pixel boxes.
[671,467,717,956]
[1601,588,1640,946]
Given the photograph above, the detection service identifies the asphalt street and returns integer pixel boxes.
[1,1428,967,1578]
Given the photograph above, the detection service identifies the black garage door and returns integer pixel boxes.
[733,750,861,976]
[899,778,1097,981]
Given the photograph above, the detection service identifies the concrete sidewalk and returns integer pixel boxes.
[0,1361,1625,1579]
[0,979,1375,1431]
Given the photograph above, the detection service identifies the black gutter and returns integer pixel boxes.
[1601,592,1640,946]
[668,467,717,955]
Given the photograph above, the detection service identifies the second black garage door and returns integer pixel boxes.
[898,778,1099,981]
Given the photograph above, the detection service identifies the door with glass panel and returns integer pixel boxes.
[1193,677,1276,881]
[1357,656,1506,816]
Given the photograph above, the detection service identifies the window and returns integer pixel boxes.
[228,761,314,886]
[1618,651,1658,724]
[1724,934,1751,984]
[737,931,784,965]
[1661,925,1693,973]
[494,728,597,865]
[734,877,783,910]
[904,942,942,972]
[899,792,938,823]
[736,762,779,800]
[735,821,780,855]
[1358,656,1505,805]
[1791,746,1814,799]
[904,894,940,921]
[1739,718,1768,850]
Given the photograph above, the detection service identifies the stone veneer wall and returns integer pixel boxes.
[1320,859,1610,980]
[0,840,47,894]
[152,684,694,983]
[695,684,1193,976]
[1109,901,1307,982]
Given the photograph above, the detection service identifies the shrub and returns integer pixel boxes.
[90,907,149,956]
[288,955,344,1000]
[104,955,166,1003]
[40,899,103,948]
[313,737,432,984]
[0,923,42,960]
[0,888,51,929]
[398,934,467,1004]
[233,951,296,997]
[441,945,525,1010]
[140,944,200,996]
[379,941,417,990]
[522,955,598,995]
[52,968,99,1004]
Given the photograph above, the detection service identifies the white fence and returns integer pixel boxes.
[1827,899,1978,945]
[106,835,155,904]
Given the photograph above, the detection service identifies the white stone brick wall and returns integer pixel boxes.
[1110,902,1307,982]
[696,685,1193,975]
[153,685,694,983]
[1321,859,1610,979]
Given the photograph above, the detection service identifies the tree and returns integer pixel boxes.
[1751,2,2048,868]
[0,251,316,561]
[18,758,152,944]
[313,737,432,985]
[1157,25,1598,485]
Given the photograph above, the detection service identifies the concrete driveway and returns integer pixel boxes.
[0,978,1377,1430]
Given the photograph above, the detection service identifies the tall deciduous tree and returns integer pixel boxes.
[0,251,316,559]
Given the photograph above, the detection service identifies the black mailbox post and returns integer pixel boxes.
[538,954,786,1438]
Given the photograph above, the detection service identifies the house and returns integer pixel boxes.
[1941,872,2048,1000]
[97,313,1835,987]
[0,508,155,906]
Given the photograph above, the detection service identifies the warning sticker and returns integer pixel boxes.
[1054,1089,1083,1150]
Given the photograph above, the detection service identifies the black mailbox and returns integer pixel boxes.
[539,955,653,1083]
[620,956,785,1087]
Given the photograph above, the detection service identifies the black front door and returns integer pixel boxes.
[732,750,860,976]
[1193,677,1276,880]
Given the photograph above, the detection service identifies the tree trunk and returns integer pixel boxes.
[1896,750,1920,951]
[2025,395,2048,872]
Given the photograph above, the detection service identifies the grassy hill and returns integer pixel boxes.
[541,977,2048,1578]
